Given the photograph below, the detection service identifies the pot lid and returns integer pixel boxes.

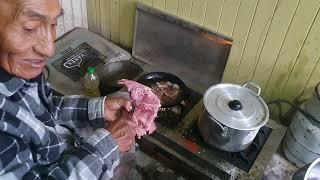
[203,83,269,130]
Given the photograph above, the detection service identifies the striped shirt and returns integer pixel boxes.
[0,68,119,180]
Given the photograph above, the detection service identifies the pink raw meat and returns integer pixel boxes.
[118,79,161,138]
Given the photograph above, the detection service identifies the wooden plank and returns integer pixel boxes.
[119,0,130,47]
[61,0,74,32]
[86,0,98,33]
[100,0,111,39]
[57,0,87,37]
[81,0,88,28]
[56,0,65,38]
[221,0,258,83]
[71,0,83,28]
[300,58,320,100]
[282,12,320,101]
[234,0,279,84]
[95,0,101,35]
[141,0,153,6]
[264,0,320,100]
[218,0,241,37]
[153,0,165,11]
[203,0,223,31]
[177,0,192,20]
[110,0,121,44]
[252,0,300,92]
[189,0,207,26]
[120,0,140,48]
[130,0,141,46]
[165,0,179,15]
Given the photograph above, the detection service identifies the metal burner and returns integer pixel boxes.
[159,107,173,112]
[157,103,184,129]
[155,91,201,129]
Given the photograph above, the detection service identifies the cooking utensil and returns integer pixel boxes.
[198,82,269,152]
[97,61,143,96]
[292,157,320,180]
[137,72,189,108]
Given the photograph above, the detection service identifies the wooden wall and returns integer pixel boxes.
[56,0,88,38]
[86,0,320,104]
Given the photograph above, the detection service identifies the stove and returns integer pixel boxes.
[47,4,287,180]
[136,90,286,180]
[131,5,286,179]
[183,122,272,173]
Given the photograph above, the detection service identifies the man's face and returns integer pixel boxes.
[0,0,62,80]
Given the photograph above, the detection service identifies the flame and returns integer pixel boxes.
[200,32,232,45]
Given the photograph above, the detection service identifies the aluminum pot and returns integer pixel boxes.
[198,82,269,152]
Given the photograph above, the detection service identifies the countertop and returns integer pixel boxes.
[50,94,297,179]
[263,148,298,180]
[50,93,298,179]
[111,144,298,180]
[48,63,298,179]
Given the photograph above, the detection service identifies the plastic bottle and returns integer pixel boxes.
[83,66,101,97]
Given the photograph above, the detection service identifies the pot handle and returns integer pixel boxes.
[243,82,261,96]
[207,114,227,136]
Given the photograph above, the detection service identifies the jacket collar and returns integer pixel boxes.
[0,68,26,97]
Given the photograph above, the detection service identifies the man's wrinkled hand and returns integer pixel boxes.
[107,110,137,153]
[104,96,132,122]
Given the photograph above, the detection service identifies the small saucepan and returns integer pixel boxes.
[137,72,189,108]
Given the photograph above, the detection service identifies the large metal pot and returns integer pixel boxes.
[198,82,269,152]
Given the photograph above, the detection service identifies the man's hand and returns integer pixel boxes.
[107,110,137,153]
[104,94,132,122]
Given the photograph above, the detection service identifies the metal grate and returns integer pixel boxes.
[183,124,272,172]
[52,42,106,81]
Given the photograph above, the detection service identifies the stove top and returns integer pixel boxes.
[183,122,272,173]
[137,87,286,180]
[47,27,286,180]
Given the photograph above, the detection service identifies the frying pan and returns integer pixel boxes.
[137,72,189,108]
[98,61,143,96]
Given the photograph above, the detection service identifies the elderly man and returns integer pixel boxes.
[0,0,137,179]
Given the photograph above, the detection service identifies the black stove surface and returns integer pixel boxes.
[183,122,272,172]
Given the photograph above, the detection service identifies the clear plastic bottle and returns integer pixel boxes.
[83,66,101,97]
